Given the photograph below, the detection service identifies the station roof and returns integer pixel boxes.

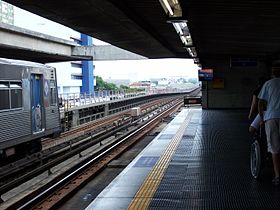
[5,0,280,65]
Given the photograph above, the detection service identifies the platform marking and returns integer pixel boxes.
[127,109,193,210]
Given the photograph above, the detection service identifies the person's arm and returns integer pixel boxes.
[248,95,257,119]
[258,99,266,127]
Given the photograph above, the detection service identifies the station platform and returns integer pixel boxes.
[86,108,280,210]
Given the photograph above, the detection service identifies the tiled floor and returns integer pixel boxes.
[86,108,280,210]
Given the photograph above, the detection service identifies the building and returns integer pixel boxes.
[129,81,151,90]
[0,1,13,24]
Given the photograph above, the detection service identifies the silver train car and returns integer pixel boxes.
[0,58,60,163]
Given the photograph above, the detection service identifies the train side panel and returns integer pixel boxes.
[0,64,29,150]
[43,67,60,134]
[0,59,60,160]
[0,110,31,149]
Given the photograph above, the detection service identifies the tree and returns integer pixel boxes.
[120,85,130,90]
[95,76,118,91]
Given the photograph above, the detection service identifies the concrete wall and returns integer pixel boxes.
[201,57,269,109]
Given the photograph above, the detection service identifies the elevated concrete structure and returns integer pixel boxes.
[72,45,146,61]
[0,22,85,63]
[0,22,146,63]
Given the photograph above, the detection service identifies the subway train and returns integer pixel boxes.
[0,58,61,164]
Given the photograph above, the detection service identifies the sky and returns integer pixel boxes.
[94,59,198,82]
[12,5,199,82]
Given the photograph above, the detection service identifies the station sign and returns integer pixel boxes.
[198,69,213,81]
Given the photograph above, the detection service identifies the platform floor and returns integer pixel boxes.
[86,108,280,210]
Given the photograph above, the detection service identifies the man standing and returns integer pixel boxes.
[258,63,280,185]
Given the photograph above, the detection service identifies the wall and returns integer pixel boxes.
[201,57,268,109]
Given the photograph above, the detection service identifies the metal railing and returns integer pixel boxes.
[59,87,199,110]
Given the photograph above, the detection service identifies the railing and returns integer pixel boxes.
[59,87,199,110]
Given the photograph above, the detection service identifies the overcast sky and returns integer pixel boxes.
[13,5,199,82]
[94,59,198,81]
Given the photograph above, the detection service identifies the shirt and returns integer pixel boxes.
[258,77,280,121]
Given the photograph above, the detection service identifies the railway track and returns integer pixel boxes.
[0,97,176,186]
[6,97,183,210]
[42,96,173,149]
[0,89,200,209]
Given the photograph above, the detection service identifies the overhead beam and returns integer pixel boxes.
[0,22,146,63]
[72,45,147,61]
[0,22,90,62]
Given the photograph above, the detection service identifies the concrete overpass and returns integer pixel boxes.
[0,22,146,63]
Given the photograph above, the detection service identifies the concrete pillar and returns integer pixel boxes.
[104,104,109,116]
[72,110,79,127]
[80,34,94,94]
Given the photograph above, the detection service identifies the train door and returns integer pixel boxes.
[31,74,45,134]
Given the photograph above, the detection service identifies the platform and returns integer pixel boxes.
[86,108,280,210]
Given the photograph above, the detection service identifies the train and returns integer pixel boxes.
[0,58,61,164]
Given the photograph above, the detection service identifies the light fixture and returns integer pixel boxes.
[194,58,200,64]
[186,47,197,58]
[162,0,174,16]
[159,0,196,57]
[191,47,197,57]
[180,36,187,45]
[159,0,182,17]
[173,22,183,35]
[173,22,193,47]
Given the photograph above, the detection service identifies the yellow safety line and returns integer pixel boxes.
[127,110,193,210]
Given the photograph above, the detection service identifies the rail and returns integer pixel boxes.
[11,99,183,210]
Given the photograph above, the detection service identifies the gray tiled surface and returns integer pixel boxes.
[150,110,280,209]
[87,109,278,210]
[86,109,192,210]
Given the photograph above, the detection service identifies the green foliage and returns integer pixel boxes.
[96,76,144,92]
[125,88,145,93]
[120,85,130,90]
[96,76,118,91]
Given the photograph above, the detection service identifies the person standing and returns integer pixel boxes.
[258,63,280,185]
[249,77,268,120]
[248,77,267,134]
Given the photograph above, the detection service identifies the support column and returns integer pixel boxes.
[72,110,79,127]
[81,34,94,94]
[104,104,109,116]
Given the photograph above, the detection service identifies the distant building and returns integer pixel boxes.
[129,81,151,90]
[0,1,14,24]
[158,79,170,86]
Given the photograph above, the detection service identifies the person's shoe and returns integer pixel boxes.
[272,177,280,186]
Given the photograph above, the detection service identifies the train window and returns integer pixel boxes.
[0,89,9,110]
[11,89,22,108]
[50,81,57,106]
[10,82,22,88]
[50,88,57,105]
[0,82,9,110]
[0,82,9,88]
[10,82,22,109]
[0,81,22,111]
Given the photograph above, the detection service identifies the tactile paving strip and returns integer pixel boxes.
[127,109,194,209]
